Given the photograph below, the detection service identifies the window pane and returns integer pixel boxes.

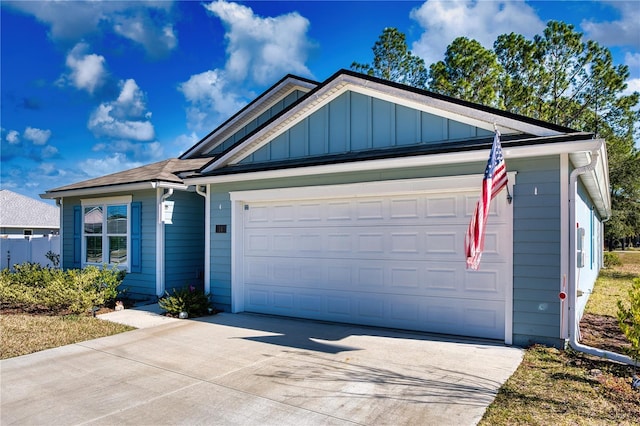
[86,236,102,263]
[107,205,128,234]
[84,206,103,234]
[109,236,127,264]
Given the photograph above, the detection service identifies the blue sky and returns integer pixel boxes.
[1,0,638,203]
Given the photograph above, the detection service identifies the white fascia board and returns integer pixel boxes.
[229,173,508,203]
[186,138,599,187]
[40,182,154,200]
[201,82,346,173]
[341,75,563,137]
[185,79,317,159]
[40,181,190,200]
[569,139,611,217]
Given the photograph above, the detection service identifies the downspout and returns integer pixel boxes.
[195,185,210,295]
[568,145,634,365]
[156,188,174,297]
[56,198,62,268]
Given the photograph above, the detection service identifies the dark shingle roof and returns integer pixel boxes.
[45,158,211,194]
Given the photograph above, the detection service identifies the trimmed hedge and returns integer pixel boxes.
[0,263,125,314]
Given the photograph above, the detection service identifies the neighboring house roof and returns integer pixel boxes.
[0,189,59,228]
[41,158,211,198]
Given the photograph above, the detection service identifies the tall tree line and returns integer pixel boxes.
[352,23,640,247]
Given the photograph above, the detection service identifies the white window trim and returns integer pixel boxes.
[81,196,132,270]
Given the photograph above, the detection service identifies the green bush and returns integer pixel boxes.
[0,263,125,314]
[617,278,640,365]
[604,252,622,268]
[159,285,211,317]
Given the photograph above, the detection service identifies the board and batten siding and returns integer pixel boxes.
[164,191,205,293]
[61,190,157,298]
[240,91,496,164]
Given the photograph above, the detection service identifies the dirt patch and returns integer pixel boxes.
[579,312,632,355]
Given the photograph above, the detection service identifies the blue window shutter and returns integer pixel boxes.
[73,206,82,268]
[130,202,142,273]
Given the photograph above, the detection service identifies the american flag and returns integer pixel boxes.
[465,130,508,270]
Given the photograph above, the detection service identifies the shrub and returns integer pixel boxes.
[617,278,640,366]
[604,252,622,268]
[159,285,211,317]
[0,262,125,314]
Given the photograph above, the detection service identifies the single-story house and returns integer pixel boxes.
[42,69,610,348]
[1,189,59,238]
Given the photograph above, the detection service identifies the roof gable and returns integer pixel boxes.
[201,69,575,174]
[0,190,59,228]
[239,90,497,166]
[180,74,318,159]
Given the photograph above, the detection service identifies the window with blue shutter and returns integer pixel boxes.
[73,206,82,268]
[130,202,142,273]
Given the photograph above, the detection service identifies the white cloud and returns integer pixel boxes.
[582,1,640,49]
[179,1,314,132]
[173,132,201,156]
[625,52,640,78]
[6,130,20,144]
[78,153,143,178]
[62,42,107,94]
[23,127,52,145]
[113,15,177,58]
[88,79,155,141]
[178,69,247,132]
[205,0,312,84]
[41,145,59,158]
[5,1,177,58]
[410,0,544,66]
[93,140,165,163]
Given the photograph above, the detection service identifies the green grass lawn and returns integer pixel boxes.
[480,251,640,425]
[0,313,134,359]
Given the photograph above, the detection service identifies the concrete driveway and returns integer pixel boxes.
[1,308,523,425]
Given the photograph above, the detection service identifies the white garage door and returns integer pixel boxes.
[233,176,512,341]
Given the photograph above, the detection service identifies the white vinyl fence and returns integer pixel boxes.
[0,235,60,270]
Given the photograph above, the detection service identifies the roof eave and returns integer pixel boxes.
[185,137,602,186]
[40,180,190,200]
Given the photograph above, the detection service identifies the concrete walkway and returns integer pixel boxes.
[1,306,523,425]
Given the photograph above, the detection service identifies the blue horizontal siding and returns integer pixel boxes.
[164,191,205,293]
[510,156,563,347]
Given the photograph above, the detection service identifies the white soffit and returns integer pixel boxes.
[569,140,611,217]
[202,73,567,173]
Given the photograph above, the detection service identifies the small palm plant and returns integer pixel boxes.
[158,285,212,318]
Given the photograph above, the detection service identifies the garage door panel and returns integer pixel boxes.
[245,257,505,299]
[244,194,475,228]
[240,187,510,340]
[244,226,478,260]
[244,284,505,339]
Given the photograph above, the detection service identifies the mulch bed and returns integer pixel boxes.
[579,312,632,355]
